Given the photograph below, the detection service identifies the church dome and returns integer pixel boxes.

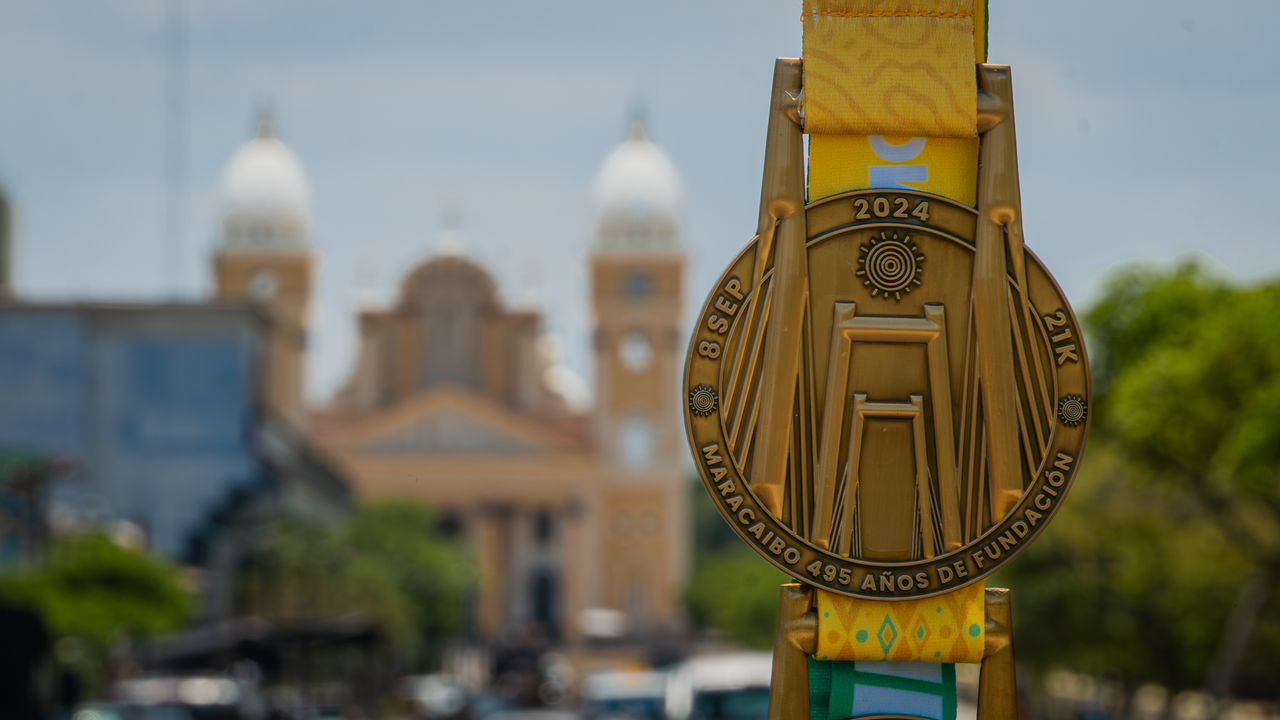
[218,115,311,253]
[592,120,682,254]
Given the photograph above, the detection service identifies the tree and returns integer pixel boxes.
[0,533,192,700]
[241,503,473,671]
[0,533,191,649]
[685,548,788,649]
[241,512,416,648]
[996,446,1251,689]
[685,475,788,649]
[1002,260,1280,698]
[346,503,473,669]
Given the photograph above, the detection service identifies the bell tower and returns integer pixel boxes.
[212,114,313,422]
[588,118,688,630]
[590,254,684,473]
[591,119,686,474]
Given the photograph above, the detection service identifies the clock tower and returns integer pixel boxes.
[212,114,313,422]
[588,119,688,628]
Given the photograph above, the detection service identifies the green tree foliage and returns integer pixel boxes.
[242,514,415,647]
[685,548,788,649]
[242,503,473,671]
[689,473,742,558]
[685,475,788,648]
[996,447,1250,689]
[347,504,473,668]
[0,533,191,661]
[1002,260,1280,697]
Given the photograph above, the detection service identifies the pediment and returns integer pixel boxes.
[344,386,575,457]
[365,410,538,455]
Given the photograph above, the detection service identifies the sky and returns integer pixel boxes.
[2,1,1279,402]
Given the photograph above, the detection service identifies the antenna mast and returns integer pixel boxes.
[164,0,188,296]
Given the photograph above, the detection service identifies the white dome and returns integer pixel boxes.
[592,121,681,254]
[218,116,311,253]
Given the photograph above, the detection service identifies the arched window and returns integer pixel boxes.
[619,331,653,372]
[535,509,555,545]
[530,569,560,640]
[619,417,654,470]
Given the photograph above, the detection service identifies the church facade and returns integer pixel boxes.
[214,119,691,646]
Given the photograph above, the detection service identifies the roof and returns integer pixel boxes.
[326,384,588,456]
[0,298,273,327]
[592,119,682,254]
[218,114,311,253]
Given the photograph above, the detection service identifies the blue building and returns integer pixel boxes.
[0,302,349,615]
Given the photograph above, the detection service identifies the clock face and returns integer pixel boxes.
[249,270,279,300]
[625,271,652,298]
[620,331,653,372]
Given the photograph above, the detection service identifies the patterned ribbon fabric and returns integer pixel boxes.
[815,583,985,664]
[802,0,979,137]
[801,2,989,717]
[803,0,987,203]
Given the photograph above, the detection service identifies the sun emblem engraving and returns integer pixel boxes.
[688,384,719,417]
[1058,395,1088,427]
[857,232,925,301]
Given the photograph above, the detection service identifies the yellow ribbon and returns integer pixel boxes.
[803,0,986,204]
[816,583,986,663]
[804,0,989,663]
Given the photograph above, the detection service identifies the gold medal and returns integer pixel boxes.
[683,67,1090,601]
[686,3,1092,713]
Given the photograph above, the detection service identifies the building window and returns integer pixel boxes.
[626,580,648,623]
[530,569,561,640]
[625,271,652,299]
[619,417,654,470]
[535,509,555,544]
[437,512,463,538]
[619,331,653,372]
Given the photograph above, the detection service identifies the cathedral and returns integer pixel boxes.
[212,117,690,647]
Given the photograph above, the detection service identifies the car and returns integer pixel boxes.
[402,674,469,719]
[664,653,772,720]
[580,670,666,720]
[75,674,259,720]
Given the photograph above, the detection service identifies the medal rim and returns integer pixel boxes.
[682,188,1092,599]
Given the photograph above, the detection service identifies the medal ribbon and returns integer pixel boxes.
[801,2,989,717]
[803,0,985,204]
